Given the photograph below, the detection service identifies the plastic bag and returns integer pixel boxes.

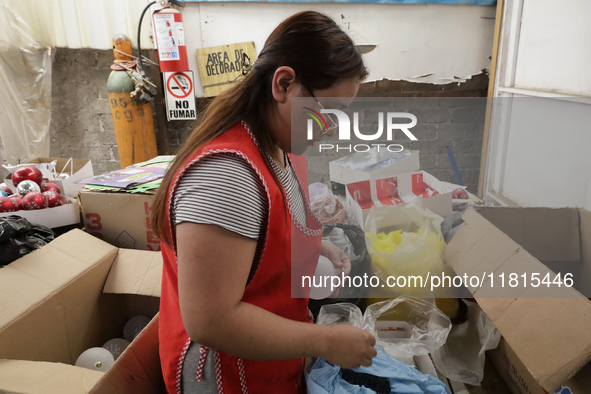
[309,182,333,202]
[307,346,451,394]
[0,215,56,267]
[311,195,346,225]
[317,297,451,364]
[324,227,357,262]
[365,200,454,299]
[309,224,370,318]
[431,300,501,386]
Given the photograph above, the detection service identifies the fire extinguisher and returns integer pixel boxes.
[152,0,189,73]
[107,35,158,169]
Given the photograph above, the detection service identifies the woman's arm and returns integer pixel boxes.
[177,222,376,369]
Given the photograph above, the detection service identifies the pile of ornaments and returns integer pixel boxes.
[0,166,65,213]
[75,315,152,372]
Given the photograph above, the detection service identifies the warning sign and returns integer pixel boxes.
[163,71,197,120]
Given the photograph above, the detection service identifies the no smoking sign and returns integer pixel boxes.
[164,71,197,120]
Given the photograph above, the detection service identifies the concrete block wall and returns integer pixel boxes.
[304,97,486,194]
[49,48,196,175]
[48,49,485,194]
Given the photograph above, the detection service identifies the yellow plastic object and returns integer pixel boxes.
[364,201,458,319]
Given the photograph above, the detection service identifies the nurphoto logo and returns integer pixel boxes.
[304,108,418,153]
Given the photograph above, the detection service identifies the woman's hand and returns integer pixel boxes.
[320,240,351,297]
[321,325,377,369]
[320,240,351,276]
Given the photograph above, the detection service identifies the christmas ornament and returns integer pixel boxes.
[0,197,17,212]
[23,192,48,210]
[9,196,23,211]
[41,183,61,194]
[452,188,469,199]
[12,166,43,187]
[43,191,61,207]
[17,180,41,196]
[103,338,130,361]
[75,347,115,372]
[123,315,152,341]
[0,183,11,196]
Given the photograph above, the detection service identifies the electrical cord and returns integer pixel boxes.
[137,1,157,75]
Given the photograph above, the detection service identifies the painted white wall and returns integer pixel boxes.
[0,1,496,96]
[486,0,591,210]
[182,2,496,96]
[514,0,591,97]
[500,97,591,210]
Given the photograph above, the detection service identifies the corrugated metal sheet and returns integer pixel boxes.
[0,0,155,50]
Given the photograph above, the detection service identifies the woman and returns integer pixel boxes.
[151,11,377,394]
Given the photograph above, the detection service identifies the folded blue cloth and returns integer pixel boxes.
[307,346,451,394]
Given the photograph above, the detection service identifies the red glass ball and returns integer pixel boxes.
[0,197,17,212]
[9,196,23,211]
[41,183,61,194]
[23,192,48,210]
[12,166,43,187]
[43,191,62,207]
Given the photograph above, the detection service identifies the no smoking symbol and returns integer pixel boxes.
[167,73,193,99]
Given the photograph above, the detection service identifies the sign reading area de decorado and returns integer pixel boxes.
[196,41,257,97]
[163,71,197,121]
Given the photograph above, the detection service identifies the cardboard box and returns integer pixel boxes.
[444,207,591,394]
[0,196,80,228]
[79,190,159,251]
[346,171,453,228]
[5,158,93,198]
[329,149,420,185]
[0,229,164,393]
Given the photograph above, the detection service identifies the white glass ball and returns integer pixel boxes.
[75,347,115,372]
[102,338,130,360]
[123,315,152,342]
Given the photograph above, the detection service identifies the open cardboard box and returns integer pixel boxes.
[444,207,591,394]
[79,190,159,251]
[5,158,93,198]
[0,229,165,393]
[346,170,453,229]
[0,195,80,228]
[329,149,420,186]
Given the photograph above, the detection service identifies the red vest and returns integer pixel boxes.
[159,122,323,394]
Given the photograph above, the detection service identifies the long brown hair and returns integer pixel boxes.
[151,11,367,246]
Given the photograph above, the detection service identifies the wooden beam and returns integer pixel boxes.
[478,0,505,198]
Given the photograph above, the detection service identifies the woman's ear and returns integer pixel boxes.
[271,66,297,104]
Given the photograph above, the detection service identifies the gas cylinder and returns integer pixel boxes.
[107,34,158,169]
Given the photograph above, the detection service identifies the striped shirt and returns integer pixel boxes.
[172,152,306,272]
[172,151,308,393]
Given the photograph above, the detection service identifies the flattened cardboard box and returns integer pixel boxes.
[444,207,591,394]
[79,190,160,251]
[0,229,164,394]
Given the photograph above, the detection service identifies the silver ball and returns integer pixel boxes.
[17,180,41,196]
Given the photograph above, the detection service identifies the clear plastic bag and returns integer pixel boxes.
[365,200,454,299]
[431,300,501,386]
[317,297,451,363]
[311,194,346,225]
[324,227,357,262]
